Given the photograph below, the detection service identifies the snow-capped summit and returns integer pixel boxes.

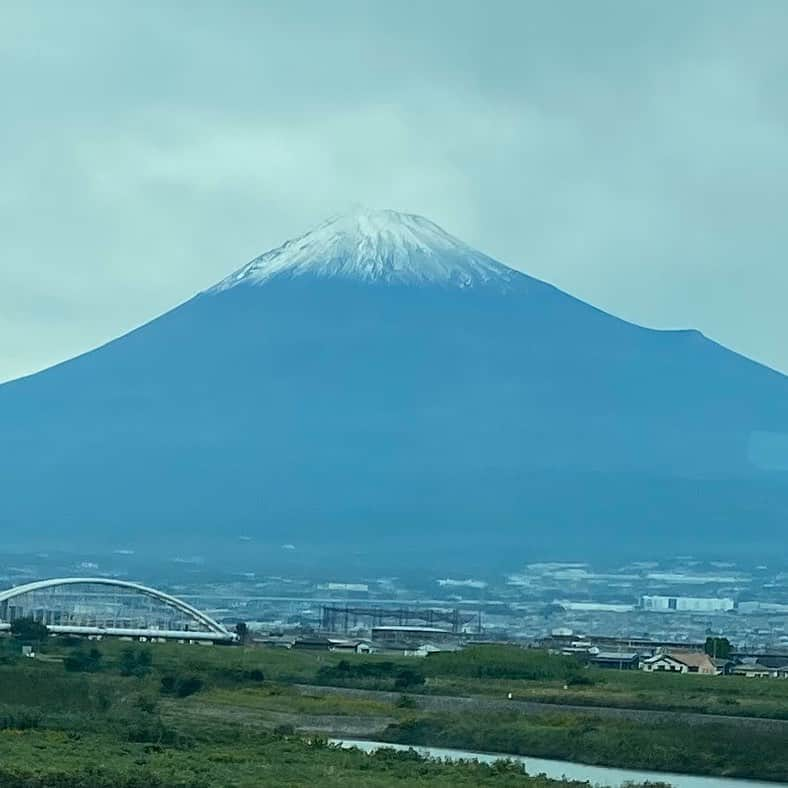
[209,208,522,292]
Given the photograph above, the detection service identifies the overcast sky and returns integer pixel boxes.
[2,1,787,382]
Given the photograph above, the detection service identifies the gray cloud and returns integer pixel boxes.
[2,0,787,381]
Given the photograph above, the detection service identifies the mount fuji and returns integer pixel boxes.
[2,208,787,567]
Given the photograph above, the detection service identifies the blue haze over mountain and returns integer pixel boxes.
[2,210,787,566]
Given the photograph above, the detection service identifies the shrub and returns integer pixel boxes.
[176,676,204,698]
[134,694,159,714]
[160,674,204,698]
[119,647,153,678]
[64,647,103,673]
[425,645,584,682]
[9,618,48,643]
[566,673,594,687]
[316,660,426,690]
[397,694,418,709]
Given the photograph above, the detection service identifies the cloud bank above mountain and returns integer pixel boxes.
[2,1,788,381]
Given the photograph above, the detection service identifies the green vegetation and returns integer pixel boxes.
[705,636,732,660]
[160,672,204,697]
[0,730,632,788]
[383,712,788,782]
[0,636,784,785]
[419,646,788,720]
[425,646,592,684]
[64,646,104,672]
[120,646,154,677]
[9,616,49,643]
[317,659,426,690]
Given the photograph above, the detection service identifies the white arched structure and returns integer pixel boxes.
[0,577,236,642]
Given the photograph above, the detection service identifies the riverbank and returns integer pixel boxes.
[333,739,788,788]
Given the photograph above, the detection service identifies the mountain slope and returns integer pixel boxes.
[1,209,786,565]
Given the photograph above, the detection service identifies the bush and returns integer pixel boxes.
[119,647,153,678]
[394,668,425,690]
[9,618,48,643]
[64,647,103,673]
[566,673,594,687]
[397,694,418,709]
[0,708,42,730]
[316,660,426,690]
[134,694,159,714]
[425,646,584,683]
[176,676,204,698]
[160,674,204,698]
[124,717,181,746]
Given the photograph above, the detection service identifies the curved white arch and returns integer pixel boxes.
[0,577,234,639]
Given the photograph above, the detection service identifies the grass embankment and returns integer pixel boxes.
[0,730,613,788]
[382,712,788,782]
[0,638,786,784]
[41,639,788,720]
[420,646,788,719]
[0,642,651,788]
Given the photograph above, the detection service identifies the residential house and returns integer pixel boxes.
[642,650,720,675]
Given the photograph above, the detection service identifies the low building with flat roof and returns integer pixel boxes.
[590,651,639,670]
[371,625,458,646]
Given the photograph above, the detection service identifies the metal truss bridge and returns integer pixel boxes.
[0,577,236,642]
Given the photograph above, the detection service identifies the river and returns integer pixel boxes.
[331,738,787,788]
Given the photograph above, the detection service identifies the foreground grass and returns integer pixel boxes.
[0,729,610,788]
[1,638,786,783]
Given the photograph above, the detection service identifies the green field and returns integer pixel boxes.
[64,639,788,720]
[422,646,788,719]
[0,637,785,785]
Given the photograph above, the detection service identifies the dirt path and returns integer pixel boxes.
[293,683,788,732]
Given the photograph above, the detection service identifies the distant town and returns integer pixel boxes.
[3,551,786,681]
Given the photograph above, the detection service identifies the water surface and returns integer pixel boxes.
[332,738,787,788]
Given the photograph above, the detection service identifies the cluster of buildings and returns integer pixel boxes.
[257,623,464,657]
[543,630,788,678]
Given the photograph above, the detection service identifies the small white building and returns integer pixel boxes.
[403,642,463,657]
[328,638,376,654]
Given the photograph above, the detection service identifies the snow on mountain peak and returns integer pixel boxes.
[208,208,521,292]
